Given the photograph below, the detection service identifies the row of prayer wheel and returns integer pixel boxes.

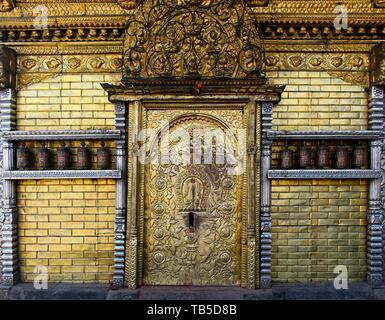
[280,141,368,170]
[16,141,110,170]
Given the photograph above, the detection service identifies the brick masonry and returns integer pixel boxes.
[15,73,120,283]
[13,69,370,284]
[268,71,368,131]
[269,70,369,283]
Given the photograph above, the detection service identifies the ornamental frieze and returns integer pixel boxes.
[265,52,369,86]
[16,51,371,88]
[17,54,123,88]
[265,53,369,71]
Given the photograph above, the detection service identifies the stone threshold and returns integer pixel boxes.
[1,282,385,300]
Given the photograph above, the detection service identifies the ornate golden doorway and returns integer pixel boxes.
[142,105,249,286]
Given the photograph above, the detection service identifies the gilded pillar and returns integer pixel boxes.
[246,101,257,289]
[260,102,273,289]
[112,102,128,288]
[0,45,18,286]
[125,100,140,289]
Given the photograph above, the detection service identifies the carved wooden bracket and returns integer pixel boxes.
[0,45,16,90]
[370,43,385,86]
[0,0,15,12]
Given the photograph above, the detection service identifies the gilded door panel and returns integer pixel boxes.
[143,110,245,286]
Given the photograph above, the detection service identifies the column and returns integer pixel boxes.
[247,101,257,289]
[0,45,18,287]
[112,102,127,288]
[126,100,140,289]
[368,86,384,286]
[370,43,385,286]
[260,102,273,289]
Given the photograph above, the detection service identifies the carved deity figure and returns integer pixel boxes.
[182,177,204,210]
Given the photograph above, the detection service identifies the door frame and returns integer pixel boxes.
[124,97,260,289]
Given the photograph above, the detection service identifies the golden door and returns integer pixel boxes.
[143,109,245,286]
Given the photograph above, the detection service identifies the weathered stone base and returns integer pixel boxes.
[0,283,384,300]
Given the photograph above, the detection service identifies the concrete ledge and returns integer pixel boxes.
[1,282,384,300]
[7,283,109,300]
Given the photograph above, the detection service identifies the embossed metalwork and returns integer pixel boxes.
[0,0,14,12]
[335,142,350,169]
[373,0,385,8]
[353,142,368,169]
[17,54,123,88]
[97,141,110,170]
[16,143,31,170]
[317,141,330,169]
[280,141,294,169]
[77,142,91,170]
[298,142,312,169]
[143,111,245,286]
[123,0,264,80]
[57,142,71,170]
[37,142,51,170]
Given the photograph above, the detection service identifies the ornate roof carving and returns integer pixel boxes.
[123,0,265,80]
[0,1,385,44]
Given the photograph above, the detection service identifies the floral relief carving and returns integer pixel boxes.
[123,0,265,79]
[265,52,370,86]
[17,54,122,88]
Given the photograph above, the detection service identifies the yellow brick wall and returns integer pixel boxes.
[14,69,369,284]
[271,180,367,282]
[269,71,368,283]
[16,72,120,283]
[18,180,115,283]
[17,73,120,131]
[268,71,368,131]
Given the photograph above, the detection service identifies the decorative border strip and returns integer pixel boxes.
[1,170,121,180]
[268,169,381,180]
[1,130,122,141]
[260,101,273,289]
[267,130,383,140]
